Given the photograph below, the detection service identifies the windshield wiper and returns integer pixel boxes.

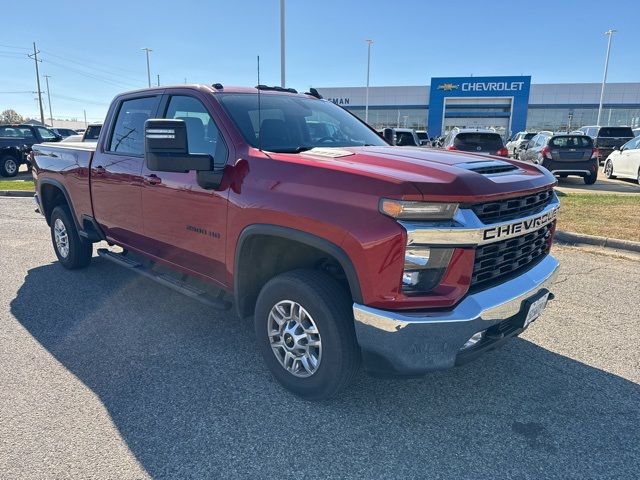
[269,146,315,153]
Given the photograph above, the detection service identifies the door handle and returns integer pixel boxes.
[94,165,106,175]
[144,174,162,185]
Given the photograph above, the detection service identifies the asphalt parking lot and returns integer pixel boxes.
[1,197,639,479]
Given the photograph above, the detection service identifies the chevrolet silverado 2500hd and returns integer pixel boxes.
[32,84,559,400]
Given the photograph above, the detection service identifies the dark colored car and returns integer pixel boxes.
[577,126,635,163]
[0,124,61,176]
[521,132,598,184]
[441,128,509,157]
[31,84,559,400]
[52,128,78,138]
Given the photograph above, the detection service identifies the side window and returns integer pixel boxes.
[108,96,158,155]
[164,95,228,169]
[36,127,57,140]
[537,135,546,147]
[588,127,597,137]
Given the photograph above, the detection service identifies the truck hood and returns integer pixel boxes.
[288,146,556,202]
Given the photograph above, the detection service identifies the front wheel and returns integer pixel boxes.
[50,205,93,269]
[0,155,19,177]
[604,160,615,179]
[254,269,360,400]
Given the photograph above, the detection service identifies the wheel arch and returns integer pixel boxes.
[234,224,362,318]
[39,178,80,229]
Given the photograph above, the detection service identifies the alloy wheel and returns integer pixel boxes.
[267,300,322,378]
[53,218,70,258]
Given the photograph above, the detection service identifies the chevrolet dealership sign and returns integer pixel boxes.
[428,76,532,138]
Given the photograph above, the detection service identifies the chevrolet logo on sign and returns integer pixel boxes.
[437,83,460,91]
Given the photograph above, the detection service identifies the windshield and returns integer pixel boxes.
[453,132,503,152]
[598,127,634,138]
[217,93,386,153]
[550,136,593,148]
[524,133,535,140]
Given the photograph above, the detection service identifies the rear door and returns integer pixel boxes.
[140,91,231,283]
[91,94,161,248]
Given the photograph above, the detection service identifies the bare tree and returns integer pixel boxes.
[0,109,25,124]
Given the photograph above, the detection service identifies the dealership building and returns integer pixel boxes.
[317,76,640,138]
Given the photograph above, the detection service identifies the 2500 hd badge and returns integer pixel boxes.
[482,207,558,242]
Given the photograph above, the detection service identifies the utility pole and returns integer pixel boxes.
[43,75,53,126]
[365,39,373,124]
[280,0,286,87]
[157,74,160,86]
[28,42,45,125]
[597,29,616,126]
[83,110,87,128]
[142,47,152,88]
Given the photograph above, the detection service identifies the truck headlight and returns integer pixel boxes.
[379,199,458,220]
[402,246,453,294]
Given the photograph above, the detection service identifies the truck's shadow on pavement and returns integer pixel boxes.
[11,260,640,479]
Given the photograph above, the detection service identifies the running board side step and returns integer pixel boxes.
[97,248,232,310]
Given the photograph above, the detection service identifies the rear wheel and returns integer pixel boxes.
[50,205,93,269]
[254,269,360,400]
[604,160,615,179]
[0,155,19,177]
[584,170,598,185]
[637,168,640,185]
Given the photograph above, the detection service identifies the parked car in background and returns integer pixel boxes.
[0,124,61,176]
[506,131,535,158]
[521,132,598,184]
[52,128,78,138]
[604,136,640,184]
[577,126,635,164]
[82,123,102,142]
[440,128,509,157]
[379,127,423,147]
[633,128,640,138]
[415,130,430,146]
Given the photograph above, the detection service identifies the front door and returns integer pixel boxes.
[140,92,230,283]
[91,95,161,248]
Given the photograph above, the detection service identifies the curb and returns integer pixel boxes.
[0,190,35,197]
[555,230,640,254]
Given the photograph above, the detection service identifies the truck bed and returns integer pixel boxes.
[31,142,97,227]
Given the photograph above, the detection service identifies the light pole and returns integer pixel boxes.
[44,75,53,126]
[280,0,286,88]
[365,39,373,124]
[597,29,616,126]
[142,47,152,88]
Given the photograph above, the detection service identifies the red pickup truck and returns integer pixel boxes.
[32,84,559,400]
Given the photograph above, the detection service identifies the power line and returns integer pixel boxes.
[41,58,140,88]
[0,44,30,51]
[39,49,145,84]
[50,93,110,106]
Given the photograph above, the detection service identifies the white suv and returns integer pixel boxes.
[506,131,536,159]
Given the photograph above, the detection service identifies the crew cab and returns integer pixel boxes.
[0,124,61,176]
[31,84,559,400]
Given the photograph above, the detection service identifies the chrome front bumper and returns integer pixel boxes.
[353,254,560,375]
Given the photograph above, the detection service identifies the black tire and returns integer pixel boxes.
[50,205,92,269]
[584,170,598,185]
[254,269,360,400]
[604,160,615,179]
[0,155,19,177]
[637,168,640,185]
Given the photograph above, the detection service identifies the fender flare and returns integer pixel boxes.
[38,178,80,229]
[234,224,363,315]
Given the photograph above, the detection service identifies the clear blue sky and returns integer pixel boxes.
[1,0,637,122]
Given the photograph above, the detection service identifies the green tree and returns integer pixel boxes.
[0,109,25,124]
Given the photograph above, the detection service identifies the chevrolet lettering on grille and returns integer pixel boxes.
[482,206,559,242]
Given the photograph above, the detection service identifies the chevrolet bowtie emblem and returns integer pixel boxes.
[437,83,460,91]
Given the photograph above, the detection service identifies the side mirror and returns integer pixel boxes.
[144,119,212,172]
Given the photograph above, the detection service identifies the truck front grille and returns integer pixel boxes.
[471,222,554,291]
[470,189,554,224]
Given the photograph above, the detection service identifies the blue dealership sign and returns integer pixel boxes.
[428,76,531,137]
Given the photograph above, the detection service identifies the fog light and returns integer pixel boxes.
[462,331,485,350]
